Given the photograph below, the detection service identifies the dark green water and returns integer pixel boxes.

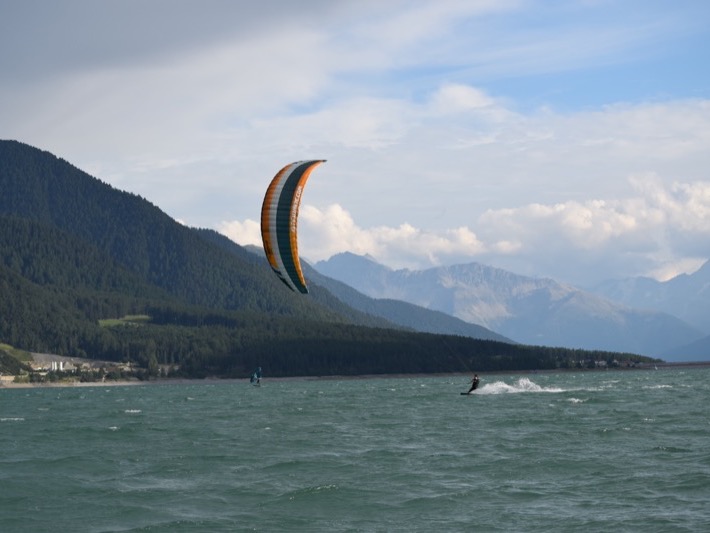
[2,368,709,532]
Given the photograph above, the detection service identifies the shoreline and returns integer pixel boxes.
[0,377,246,389]
[2,361,709,389]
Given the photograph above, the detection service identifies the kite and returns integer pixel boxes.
[260,160,325,293]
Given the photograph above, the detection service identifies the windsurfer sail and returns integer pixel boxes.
[250,367,262,386]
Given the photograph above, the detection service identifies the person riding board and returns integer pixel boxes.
[467,374,480,394]
[250,366,262,386]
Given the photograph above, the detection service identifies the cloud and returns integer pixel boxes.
[219,219,261,249]
[3,1,709,286]
[221,202,487,270]
[0,1,340,81]
[221,174,710,284]
[471,174,710,282]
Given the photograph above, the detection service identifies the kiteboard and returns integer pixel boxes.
[460,391,474,395]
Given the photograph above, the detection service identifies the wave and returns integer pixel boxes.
[477,378,565,395]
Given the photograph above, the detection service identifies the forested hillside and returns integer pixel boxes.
[0,140,658,376]
[0,141,344,319]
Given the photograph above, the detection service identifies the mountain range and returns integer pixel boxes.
[314,253,709,361]
[589,265,710,359]
[590,262,710,331]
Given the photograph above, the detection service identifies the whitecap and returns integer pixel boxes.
[479,377,565,394]
[313,484,338,492]
[1,417,25,422]
[124,409,142,414]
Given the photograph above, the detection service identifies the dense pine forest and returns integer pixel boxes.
[0,140,657,378]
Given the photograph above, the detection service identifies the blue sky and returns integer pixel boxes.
[1,0,709,286]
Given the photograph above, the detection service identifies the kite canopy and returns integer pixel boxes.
[260,160,325,293]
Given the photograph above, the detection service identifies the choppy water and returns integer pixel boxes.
[2,368,710,532]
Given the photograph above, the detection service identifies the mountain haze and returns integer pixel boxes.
[591,261,710,334]
[302,262,512,343]
[661,333,710,361]
[315,253,703,359]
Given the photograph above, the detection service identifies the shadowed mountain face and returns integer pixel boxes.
[315,252,704,358]
[590,261,710,334]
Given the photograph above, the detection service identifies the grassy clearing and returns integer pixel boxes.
[99,314,151,327]
[0,343,32,362]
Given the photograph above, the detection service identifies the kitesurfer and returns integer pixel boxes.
[467,374,480,394]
